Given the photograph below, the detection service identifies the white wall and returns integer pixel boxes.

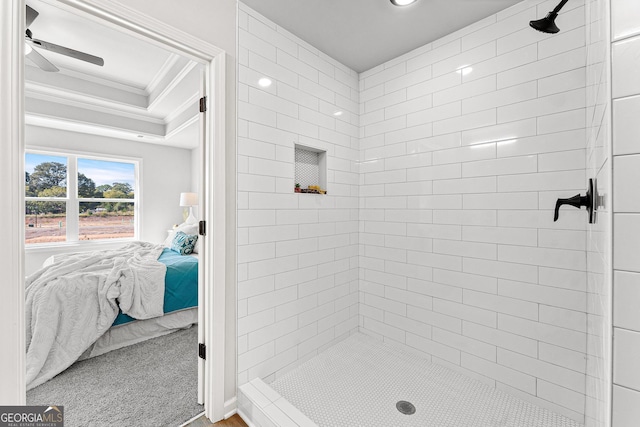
[236,4,360,386]
[121,0,236,56]
[24,125,193,274]
[358,0,589,422]
[610,1,640,426]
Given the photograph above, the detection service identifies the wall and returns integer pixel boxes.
[358,0,589,422]
[583,0,612,425]
[24,125,193,275]
[236,4,360,386]
[610,0,640,425]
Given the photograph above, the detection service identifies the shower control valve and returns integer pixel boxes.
[553,178,595,224]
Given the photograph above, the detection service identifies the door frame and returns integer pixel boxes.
[0,0,228,422]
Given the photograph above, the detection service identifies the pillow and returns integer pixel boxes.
[170,231,198,255]
[165,223,200,253]
[177,224,198,235]
[179,224,200,254]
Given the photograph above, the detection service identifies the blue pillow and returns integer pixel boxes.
[170,231,198,255]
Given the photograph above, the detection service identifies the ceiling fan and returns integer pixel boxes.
[25,4,104,72]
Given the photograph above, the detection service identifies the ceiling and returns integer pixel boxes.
[24,0,203,149]
[240,0,524,73]
[24,0,528,145]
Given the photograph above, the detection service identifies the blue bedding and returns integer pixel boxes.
[111,248,198,327]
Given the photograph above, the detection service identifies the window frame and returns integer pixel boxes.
[25,148,141,247]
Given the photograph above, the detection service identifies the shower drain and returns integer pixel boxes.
[396,400,416,415]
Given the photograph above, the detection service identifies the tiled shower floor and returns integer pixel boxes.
[269,333,583,427]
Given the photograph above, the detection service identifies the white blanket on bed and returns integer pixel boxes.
[25,241,166,390]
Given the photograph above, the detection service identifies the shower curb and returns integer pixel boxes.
[238,378,318,427]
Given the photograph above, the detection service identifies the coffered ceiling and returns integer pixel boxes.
[25,0,203,149]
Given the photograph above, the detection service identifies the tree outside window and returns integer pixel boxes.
[25,152,137,245]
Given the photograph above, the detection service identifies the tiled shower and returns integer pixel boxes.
[236,0,638,425]
[358,0,590,422]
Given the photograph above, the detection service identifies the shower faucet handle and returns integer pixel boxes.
[553,194,587,221]
[553,179,595,223]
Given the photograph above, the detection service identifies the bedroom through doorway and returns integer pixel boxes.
[22,0,213,425]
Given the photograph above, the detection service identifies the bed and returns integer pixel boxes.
[26,241,199,389]
[78,247,199,360]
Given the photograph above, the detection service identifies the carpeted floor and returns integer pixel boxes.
[27,326,203,427]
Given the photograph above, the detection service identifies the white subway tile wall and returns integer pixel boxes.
[237,4,360,387]
[358,0,589,423]
[611,0,640,426]
[234,1,635,426]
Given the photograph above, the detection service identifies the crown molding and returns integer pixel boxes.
[26,92,164,124]
[25,115,164,143]
[148,58,198,112]
[26,58,200,130]
[26,58,200,142]
[145,52,181,95]
[26,65,148,107]
[166,97,199,138]
[165,115,198,142]
[25,81,150,118]
[52,65,148,95]
[26,95,165,136]
[164,92,199,124]
[26,112,199,149]
[25,91,200,145]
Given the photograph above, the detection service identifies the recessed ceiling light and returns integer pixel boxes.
[333,111,343,117]
[258,78,272,87]
[25,43,32,55]
[390,0,417,6]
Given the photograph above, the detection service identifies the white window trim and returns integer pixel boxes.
[25,149,140,248]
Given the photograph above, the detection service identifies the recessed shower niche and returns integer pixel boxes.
[294,144,326,194]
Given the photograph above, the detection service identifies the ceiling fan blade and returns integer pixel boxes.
[26,5,39,28]
[30,38,104,66]
[26,48,59,72]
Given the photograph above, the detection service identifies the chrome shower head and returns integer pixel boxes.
[529,0,569,34]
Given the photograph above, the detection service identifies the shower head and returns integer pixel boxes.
[529,12,560,34]
[529,0,569,34]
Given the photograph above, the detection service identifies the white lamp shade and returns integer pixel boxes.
[179,192,198,207]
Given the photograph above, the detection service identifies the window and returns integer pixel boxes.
[25,151,138,245]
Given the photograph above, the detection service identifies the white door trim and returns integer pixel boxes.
[0,0,228,422]
[0,0,27,405]
[207,51,228,420]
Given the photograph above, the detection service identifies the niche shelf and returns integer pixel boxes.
[294,144,326,194]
